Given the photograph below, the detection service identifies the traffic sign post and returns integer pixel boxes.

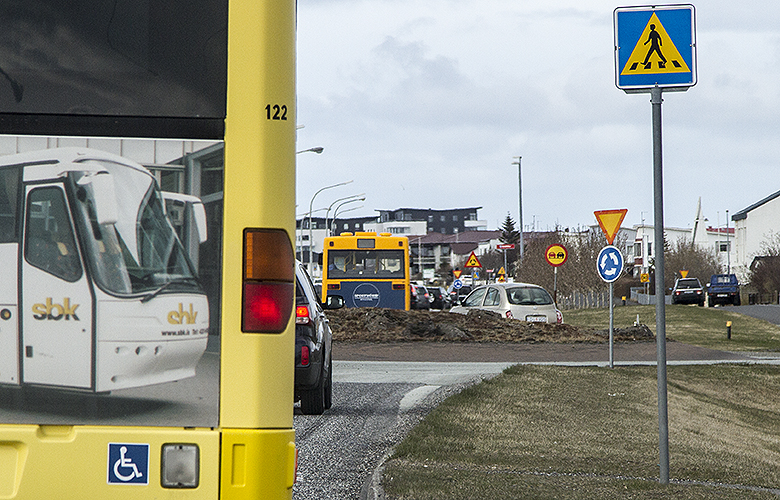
[545,244,568,303]
[614,5,696,92]
[597,245,624,371]
[496,244,515,282]
[615,4,695,485]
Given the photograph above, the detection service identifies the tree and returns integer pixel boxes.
[664,238,721,290]
[500,213,521,245]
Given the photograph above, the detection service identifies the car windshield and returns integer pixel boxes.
[68,160,198,296]
[506,286,553,305]
[677,279,700,289]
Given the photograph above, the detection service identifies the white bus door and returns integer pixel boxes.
[21,185,93,389]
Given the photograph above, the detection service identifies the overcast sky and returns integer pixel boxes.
[295,0,780,234]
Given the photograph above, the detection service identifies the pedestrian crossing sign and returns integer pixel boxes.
[614,5,696,91]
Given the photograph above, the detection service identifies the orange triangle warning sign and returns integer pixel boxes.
[464,252,482,268]
[594,209,628,245]
[620,12,691,75]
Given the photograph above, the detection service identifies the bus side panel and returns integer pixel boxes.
[220,0,297,430]
[0,425,219,499]
[335,281,407,310]
[220,429,296,500]
[0,244,18,384]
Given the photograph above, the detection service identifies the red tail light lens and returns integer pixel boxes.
[243,282,294,333]
[296,305,310,324]
[505,310,513,319]
[300,345,310,366]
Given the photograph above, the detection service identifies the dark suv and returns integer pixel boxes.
[671,277,704,306]
[295,261,344,415]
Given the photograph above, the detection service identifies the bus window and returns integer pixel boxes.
[25,187,82,282]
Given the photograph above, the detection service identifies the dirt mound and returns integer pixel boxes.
[327,308,655,343]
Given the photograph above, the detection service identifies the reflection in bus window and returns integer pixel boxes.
[25,187,82,282]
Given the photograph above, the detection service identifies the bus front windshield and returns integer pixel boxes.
[327,249,406,279]
[69,160,198,296]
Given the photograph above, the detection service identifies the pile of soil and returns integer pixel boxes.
[327,308,655,344]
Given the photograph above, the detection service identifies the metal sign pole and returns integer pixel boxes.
[609,281,614,368]
[651,85,670,485]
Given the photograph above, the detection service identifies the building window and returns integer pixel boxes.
[718,241,731,252]
[428,215,433,223]
[440,215,445,222]
[441,228,446,234]
[452,215,458,221]
[647,242,652,255]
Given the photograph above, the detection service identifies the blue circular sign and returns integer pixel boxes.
[352,283,381,307]
[452,279,463,290]
[597,245,624,283]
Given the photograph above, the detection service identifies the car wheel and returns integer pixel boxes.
[734,295,741,306]
[300,369,326,415]
[698,300,704,307]
[708,297,713,307]
[324,354,333,410]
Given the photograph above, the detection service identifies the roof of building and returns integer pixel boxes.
[732,189,780,221]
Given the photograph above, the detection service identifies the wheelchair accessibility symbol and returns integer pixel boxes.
[108,443,149,485]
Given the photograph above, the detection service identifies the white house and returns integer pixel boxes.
[732,189,780,281]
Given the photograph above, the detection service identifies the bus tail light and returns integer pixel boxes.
[242,229,295,333]
[327,283,340,290]
[392,284,405,290]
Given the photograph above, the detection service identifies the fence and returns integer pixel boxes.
[558,290,612,310]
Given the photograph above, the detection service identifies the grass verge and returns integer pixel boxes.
[564,304,780,352]
[384,364,780,499]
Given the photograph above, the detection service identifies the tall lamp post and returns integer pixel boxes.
[296,207,327,260]
[325,193,366,237]
[308,180,353,275]
[512,156,524,260]
[331,197,366,235]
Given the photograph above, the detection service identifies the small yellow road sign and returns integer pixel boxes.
[545,244,568,267]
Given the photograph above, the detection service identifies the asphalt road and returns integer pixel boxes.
[733,304,780,324]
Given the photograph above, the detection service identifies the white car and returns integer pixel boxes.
[450,282,562,324]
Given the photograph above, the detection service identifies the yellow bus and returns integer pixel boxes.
[322,232,410,310]
[0,0,297,498]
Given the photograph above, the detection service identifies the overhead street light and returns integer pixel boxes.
[308,180,353,275]
[296,207,327,261]
[296,147,324,154]
[325,193,366,237]
[331,197,366,234]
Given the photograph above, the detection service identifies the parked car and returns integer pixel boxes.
[671,277,705,306]
[295,261,344,415]
[450,282,562,324]
[410,284,430,309]
[427,286,450,309]
[447,283,472,306]
[706,273,740,306]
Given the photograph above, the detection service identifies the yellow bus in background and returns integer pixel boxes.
[322,232,410,310]
[0,0,297,498]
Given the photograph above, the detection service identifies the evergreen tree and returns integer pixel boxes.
[500,213,521,244]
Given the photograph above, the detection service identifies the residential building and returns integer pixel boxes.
[732,189,780,280]
[375,207,487,234]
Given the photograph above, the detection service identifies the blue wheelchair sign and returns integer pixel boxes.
[108,443,149,485]
[597,245,624,283]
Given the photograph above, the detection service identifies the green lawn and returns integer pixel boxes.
[564,304,780,352]
[383,306,780,499]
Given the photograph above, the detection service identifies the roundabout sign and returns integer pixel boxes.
[596,245,624,283]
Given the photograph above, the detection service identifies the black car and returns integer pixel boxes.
[671,277,704,306]
[295,261,344,415]
[410,284,431,310]
[447,283,472,306]
[427,286,449,309]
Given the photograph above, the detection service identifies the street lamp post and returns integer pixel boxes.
[330,197,366,235]
[325,193,366,237]
[331,204,365,234]
[296,207,327,261]
[512,156,524,260]
[308,181,353,275]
